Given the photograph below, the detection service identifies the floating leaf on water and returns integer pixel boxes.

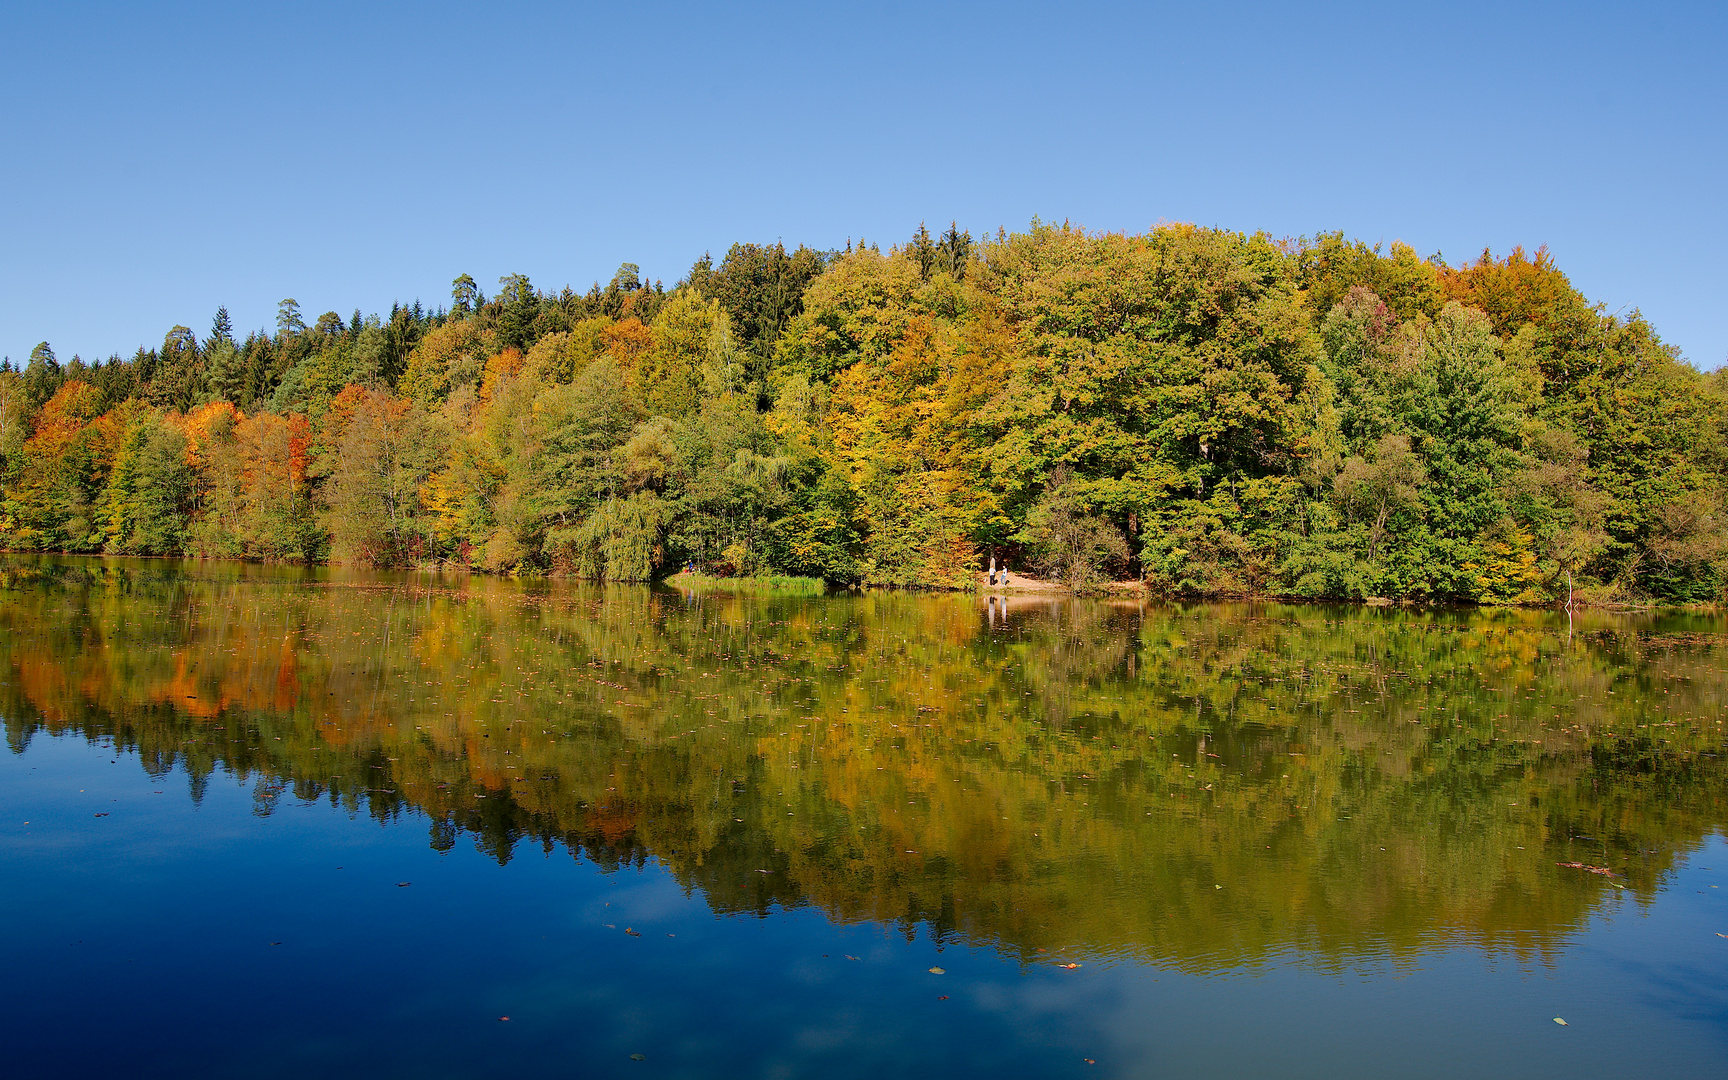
[1553,1017,1567,1026]
[928,967,945,974]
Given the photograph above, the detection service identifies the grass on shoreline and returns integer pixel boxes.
[660,571,829,596]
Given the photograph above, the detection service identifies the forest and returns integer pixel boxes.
[2,221,1725,604]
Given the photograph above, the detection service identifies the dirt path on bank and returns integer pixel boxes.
[976,570,1146,595]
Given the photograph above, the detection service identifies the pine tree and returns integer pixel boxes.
[936,222,972,279]
[276,298,304,340]
[452,274,478,316]
[908,222,936,280]
[24,342,63,411]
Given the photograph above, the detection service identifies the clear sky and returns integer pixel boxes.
[3,0,1723,369]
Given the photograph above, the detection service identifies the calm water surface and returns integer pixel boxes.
[2,556,1725,1078]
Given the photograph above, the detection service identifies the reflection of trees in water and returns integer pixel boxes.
[2,558,1725,971]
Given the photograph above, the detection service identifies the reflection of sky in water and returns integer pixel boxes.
[3,738,1725,1079]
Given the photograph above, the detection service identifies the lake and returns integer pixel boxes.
[1,555,1725,1078]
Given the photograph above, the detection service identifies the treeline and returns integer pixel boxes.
[3,222,1726,603]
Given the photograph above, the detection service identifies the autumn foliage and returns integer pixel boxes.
[2,225,1725,603]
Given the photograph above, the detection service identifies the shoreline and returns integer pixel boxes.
[1,550,1712,613]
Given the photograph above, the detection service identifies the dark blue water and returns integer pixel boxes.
[6,728,1726,1078]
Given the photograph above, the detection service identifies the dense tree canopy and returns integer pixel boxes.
[3,224,1724,604]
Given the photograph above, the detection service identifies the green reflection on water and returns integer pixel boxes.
[3,556,1724,974]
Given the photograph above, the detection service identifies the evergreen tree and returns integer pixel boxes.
[907,222,936,280]
[276,298,305,339]
[936,222,972,279]
[496,273,539,352]
[451,274,479,316]
[23,342,62,412]
[149,326,205,412]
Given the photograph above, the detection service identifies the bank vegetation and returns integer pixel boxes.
[3,222,1724,604]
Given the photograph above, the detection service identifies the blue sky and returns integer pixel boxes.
[3,0,1723,368]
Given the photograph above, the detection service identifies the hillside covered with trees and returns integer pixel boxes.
[2,222,1725,604]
